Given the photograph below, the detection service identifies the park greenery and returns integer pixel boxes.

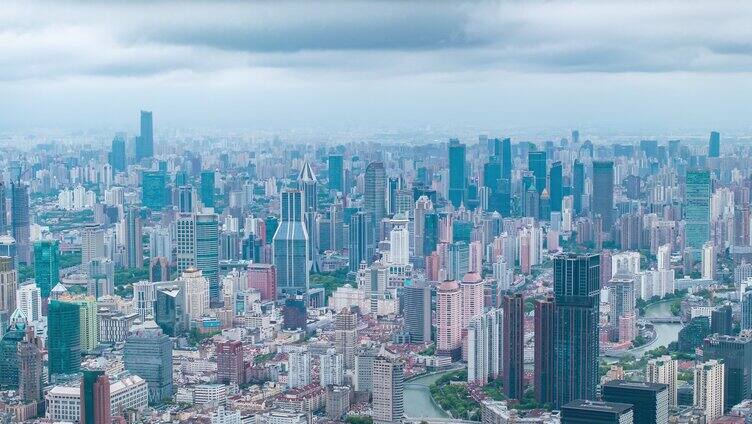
[429,370,481,421]
[345,416,373,424]
[310,268,350,303]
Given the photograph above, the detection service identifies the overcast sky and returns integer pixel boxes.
[2,0,752,134]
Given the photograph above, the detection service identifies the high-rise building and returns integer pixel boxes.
[200,170,215,208]
[334,307,358,370]
[711,305,733,336]
[319,348,344,387]
[364,162,387,231]
[561,400,634,424]
[0,310,26,389]
[436,280,462,358]
[501,138,512,186]
[448,139,467,207]
[298,162,318,268]
[195,213,220,304]
[461,271,484,328]
[684,169,711,250]
[63,296,98,352]
[124,318,174,404]
[48,299,81,376]
[153,283,188,336]
[372,357,404,424]
[178,185,193,213]
[592,160,615,231]
[16,283,41,323]
[287,346,310,389]
[81,223,105,267]
[534,296,555,405]
[142,171,168,210]
[11,182,31,265]
[328,154,344,192]
[136,110,153,161]
[33,239,59,298]
[403,279,431,344]
[348,211,372,271]
[0,183,6,236]
[80,369,111,424]
[572,160,585,214]
[709,131,720,158]
[467,308,502,385]
[528,150,547,194]
[550,161,563,212]
[743,291,752,331]
[149,256,170,283]
[123,207,143,269]
[273,190,309,297]
[502,293,524,399]
[646,355,678,407]
[0,256,16,315]
[602,380,669,424]
[216,340,244,385]
[553,253,600,407]
[17,326,44,404]
[693,359,725,422]
[247,263,276,301]
[110,134,127,172]
[702,334,752,413]
[447,241,469,281]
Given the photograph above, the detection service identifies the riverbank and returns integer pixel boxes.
[404,369,457,419]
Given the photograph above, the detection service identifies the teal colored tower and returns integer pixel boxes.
[448,138,467,207]
[684,169,711,250]
[142,171,168,210]
[47,300,81,376]
[33,240,60,298]
[200,171,215,208]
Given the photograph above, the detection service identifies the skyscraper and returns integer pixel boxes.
[298,162,318,268]
[693,359,725,422]
[287,346,311,388]
[17,326,43,404]
[319,348,344,386]
[0,256,16,315]
[47,299,81,376]
[561,400,634,424]
[123,207,143,269]
[402,279,431,344]
[142,171,168,210]
[502,293,524,399]
[501,137,512,187]
[136,110,153,161]
[334,307,358,370]
[708,131,720,158]
[348,211,372,271]
[684,169,711,250]
[436,280,462,359]
[601,380,669,424]
[33,239,59,298]
[216,340,244,385]
[702,334,752,413]
[550,161,563,212]
[364,161,386,231]
[528,150,547,194]
[124,318,174,404]
[200,170,215,208]
[11,182,30,265]
[572,160,585,214]
[592,160,615,231]
[328,154,344,192]
[646,355,678,407]
[110,133,127,172]
[273,190,309,297]
[372,357,404,424]
[81,223,104,267]
[448,138,467,207]
[0,183,7,236]
[80,369,111,424]
[0,310,26,389]
[467,308,502,385]
[553,253,600,407]
[195,213,220,305]
[534,297,555,405]
[178,185,193,213]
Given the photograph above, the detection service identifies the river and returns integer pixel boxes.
[403,370,453,419]
[630,300,683,357]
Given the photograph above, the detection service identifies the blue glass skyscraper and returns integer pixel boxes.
[448,139,467,207]
[684,169,711,250]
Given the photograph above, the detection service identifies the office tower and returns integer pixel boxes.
[141,171,167,210]
[33,239,59,298]
[711,305,733,335]
[273,190,310,297]
[561,400,634,424]
[436,280,462,358]
[447,241,469,281]
[572,160,585,214]
[175,213,196,273]
[423,212,439,256]
[200,170,215,208]
[328,154,344,192]
[527,150,546,194]
[48,299,81,376]
[216,340,244,385]
[0,257,16,315]
[326,385,351,420]
[319,348,344,386]
[461,271,484,328]
[80,369,111,424]
[0,311,26,388]
[702,334,752,412]
[467,309,502,385]
[592,160,615,230]
[693,359,725,422]
[602,380,669,424]
[448,138,467,207]
[549,161,563,212]
[684,169,711,250]
[247,263,276,301]
[403,280,431,344]
[0,183,6,236]
[132,280,155,320]
[136,110,153,161]
[123,207,143,268]
[364,161,387,231]
[66,296,98,352]
[154,283,188,336]
[149,256,169,282]
[195,213,220,304]
[389,221,409,265]
[709,131,720,158]
[743,291,752,331]
[334,307,358,369]
[287,347,311,389]
[81,223,104,267]
[17,326,43,404]
[702,242,716,280]
[553,253,600,407]
[608,273,637,342]
[124,318,174,404]
[11,182,30,265]
[178,185,193,213]
[298,162,319,268]
[348,211,372,271]
[502,293,524,399]
[16,283,41,322]
[372,357,404,424]
[647,355,678,407]
[282,294,307,330]
[534,297,555,404]
[110,134,127,172]
[180,268,209,320]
